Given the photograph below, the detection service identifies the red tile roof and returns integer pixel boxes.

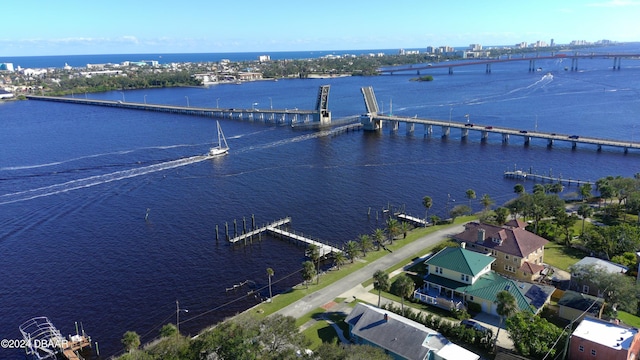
[453,222,548,258]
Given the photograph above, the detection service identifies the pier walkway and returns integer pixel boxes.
[504,170,594,186]
[227,217,342,255]
[396,213,429,227]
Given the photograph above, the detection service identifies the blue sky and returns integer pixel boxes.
[2,0,639,56]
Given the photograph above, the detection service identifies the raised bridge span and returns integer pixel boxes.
[379,53,640,74]
[360,86,640,153]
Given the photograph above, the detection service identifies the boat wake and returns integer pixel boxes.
[0,155,210,205]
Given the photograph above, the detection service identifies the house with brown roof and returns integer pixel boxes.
[452,220,548,281]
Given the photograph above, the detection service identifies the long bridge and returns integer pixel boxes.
[25,84,640,154]
[379,53,640,75]
[360,86,640,153]
[26,84,331,127]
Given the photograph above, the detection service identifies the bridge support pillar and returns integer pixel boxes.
[547,139,553,147]
[613,57,621,70]
[425,124,432,136]
[360,114,382,131]
[461,128,469,139]
[572,141,577,149]
[597,144,602,152]
[524,136,531,146]
[481,131,488,141]
[529,59,535,72]
[441,126,450,138]
[571,58,578,71]
[502,134,509,143]
[486,64,491,74]
[391,120,399,131]
[406,122,415,134]
[448,67,453,75]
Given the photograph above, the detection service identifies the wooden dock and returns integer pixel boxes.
[267,227,342,255]
[226,217,342,255]
[228,217,291,243]
[504,170,594,186]
[396,213,429,227]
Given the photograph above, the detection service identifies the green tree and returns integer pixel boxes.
[399,221,411,239]
[307,244,321,284]
[506,312,565,358]
[422,196,433,224]
[554,211,578,246]
[373,270,390,307]
[122,331,141,353]
[465,188,476,207]
[579,183,593,201]
[266,267,274,300]
[430,215,440,225]
[494,290,517,350]
[344,240,360,263]
[386,218,400,243]
[514,183,525,196]
[450,204,472,221]
[494,207,510,225]
[333,251,346,269]
[373,228,386,250]
[533,183,546,195]
[258,315,309,358]
[577,204,593,236]
[301,261,316,288]
[315,342,392,360]
[480,194,494,212]
[358,234,373,256]
[391,274,415,315]
[160,323,178,337]
[569,263,640,313]
[190,318,259,360]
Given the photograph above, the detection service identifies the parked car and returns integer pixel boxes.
[485,126,493,129]
[519,130,528,134]
[568,135,580,139]
[464,123,474,127]
[460,319,489,333]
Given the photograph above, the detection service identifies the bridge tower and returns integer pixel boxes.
[314,85,331,125]
[359,86,382,131]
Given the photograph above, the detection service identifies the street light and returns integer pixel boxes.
[449,107,453,126]
[252,102,258,110]
[268,97,272,110]
[216,98,220,108]
[120,92,125,102]
[144,95,147,104]
[465,114,470,123]
[185,96,190,107]
[176,300,189,335]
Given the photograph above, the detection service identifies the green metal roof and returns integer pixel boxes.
[425,247,494,276]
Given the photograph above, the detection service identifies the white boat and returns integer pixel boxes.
[209,121,229,156]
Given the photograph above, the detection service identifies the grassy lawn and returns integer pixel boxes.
[250,216,475,320]
[618,311,640,328]
[544,242,585,271]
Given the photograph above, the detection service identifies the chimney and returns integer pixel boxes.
[384,313,388,322]
[461,242,466,249]
[477,229,485,244]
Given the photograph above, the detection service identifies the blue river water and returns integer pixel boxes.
[1,44,639,358]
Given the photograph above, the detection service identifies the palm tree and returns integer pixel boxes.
[373,228,385,250]
[422,196,433,224]
[386,218,400,243]
[307,244,321,284]
[301,261,316,289]
[373,270,390,307]
[333,251,346,270]
[514,184,525,196]
[579,183,593,202]
[480,194,494,212]
[465,189,476,207]
[400,221,411,238]
[430,215,440,226]
[393,274,415,316]
[358,234,373,256]
[344,240,360,263]
[266,267,274,301]
[577,204,593,236]
[494,290,517,349]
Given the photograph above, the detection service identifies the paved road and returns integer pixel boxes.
[274,225,465,318]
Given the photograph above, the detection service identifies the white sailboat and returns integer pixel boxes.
[209,121,229,156]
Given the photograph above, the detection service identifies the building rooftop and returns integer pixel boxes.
[453,222,548,258]
[425,246,494,276]
[572,316,637,350]
[573,257,628,274]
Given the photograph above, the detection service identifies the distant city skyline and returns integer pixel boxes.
[2,0,639,56]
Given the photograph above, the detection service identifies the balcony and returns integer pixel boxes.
[413,286,465,311]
